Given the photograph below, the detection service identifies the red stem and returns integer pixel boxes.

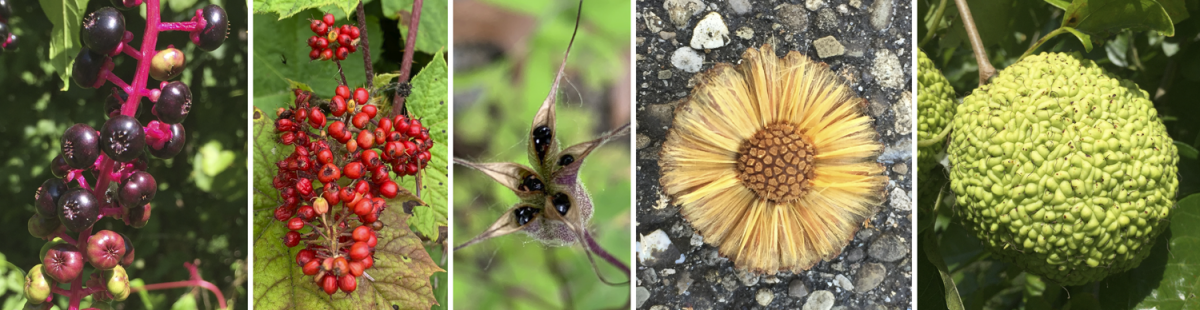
[121,44,142,60]
[391,0,423,117]
[131,263,227,309]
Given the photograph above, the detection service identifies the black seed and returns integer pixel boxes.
[532,125,552,160]
[514,207,539,226]
[520,174,544,192]
[552,193,570,215]
[558,154,574,166]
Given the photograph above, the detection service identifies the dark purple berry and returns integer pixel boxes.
[514,206,538,226]
[58,189,99,232]
[35,178,68,218]
[51,155,70,178]
[195,5,227,51]
[124,203,151,228]
[148,123,185,159]
[81,7,125,54]
[28,213,62,238]
[105,88,148,119]
[0,0,11,22]
[118,171,155,208]
[71,47,109,88]
[154,81,191,124]
[0,22,9,45]
[100,115,145,162]
[61,123,100,169]
[118,232,135,266]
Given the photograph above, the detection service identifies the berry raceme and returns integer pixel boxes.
[0,0,17,52]
[24,0,227,307]
[307,13,362,61]
[271,87,434,295]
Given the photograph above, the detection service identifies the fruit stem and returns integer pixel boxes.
[102,71,133,95]
[1019,27,1071,60]
[355,1,373,90]
[131,263,227,309]
[51,231,78,244]
[918,0,948,49]
[333,58,349,87]
[391,0,423,117]
[67,227,92,310]
[952,0,996,85]
[100,206,125,217]
[158,21,200,32]
[121,44,142,60]
[584,230,629,274]
[916,122,953,147]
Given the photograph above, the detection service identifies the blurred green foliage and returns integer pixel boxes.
[452,0,632,309]
[918,0,1200,309]
[0,0,248,309]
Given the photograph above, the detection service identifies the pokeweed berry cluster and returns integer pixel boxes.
[23,0,227,309]
[307,13,362,61]
[271,85,433,296]
[0,0,18,51]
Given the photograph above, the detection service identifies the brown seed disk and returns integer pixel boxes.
[736,123,815,202]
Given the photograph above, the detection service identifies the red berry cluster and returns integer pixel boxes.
[307,13,361,61]
[270,86,433,296]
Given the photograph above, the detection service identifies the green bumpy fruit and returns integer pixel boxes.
[24,264,52,304]
[917,50,956,173]
[917,50,957,207]
[948,52,1179,285]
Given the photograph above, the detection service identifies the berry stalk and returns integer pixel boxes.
[391,0,423,116]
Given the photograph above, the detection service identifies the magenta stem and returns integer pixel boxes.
[100,206,124,217]
[103,71,133,94]
[122,44,142,60]
[51,231,77,244]
[130,263,227,309]
[157,21,200,32]
[585,231,629,274]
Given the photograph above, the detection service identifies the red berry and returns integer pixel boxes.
[408,119,423,137]
[339,274,357,293]
[338,33,353,48]
[307,35,319,48]
[367,233,377,247]
[327,120,346,137]
[330,96,347,116]
[406,162,419,175]
[308,110,326,129]
[317,163,341,184]
[339,186,355,204]
[353,199,372,217]
[332,257,349,276]
[297,205,316,221]
[323,13,335,27]
[351,112,369,129]
[320,48,333,60]
[287,217,305,231]
[377,118,392,133]
[379,181,399,198]
[361,256,374,269]
[310,20,326,35]
[349,26,361,39]
[274,205,295,221]
[357,131,375,150]
[336,85,351,99]
[283,231,301,247]
[348,261,364,277]
[309,49,320,60]
[323,183,341,205]
[344,162,364,179]
[295,178,313,196]
[335,47,349,60]
[349,242,371,261]
[359,100,375,116]
[303,259,320,275]
[355,180,372,194]
[296,249,316,266]
[321,275,337,295]
[316,149,334,165]
[360,150,381,169]
[352,226,372,242]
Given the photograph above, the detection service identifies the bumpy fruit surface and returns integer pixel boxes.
[948,52,1179,285]
[104,265,131,301]
[43,243,84,283]
[86,230,126,270]
[916,50,955,175]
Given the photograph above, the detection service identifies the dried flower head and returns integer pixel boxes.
[659,45,888,274]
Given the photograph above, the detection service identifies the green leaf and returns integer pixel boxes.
[39,0,88,90]
[1061,27,1095,52]
[924,230,967,310]
[1062,0,1175,37]
[252,208,444,309]
[1045,0,1071,10]
[169,292,198,310]
[1095,194,1200,309]
[252,106,293,213]
[398,51,448,239]
[253,0,359,20]
[383,0,449,54]
[251,11,384,111]
[1176,141,1198,159]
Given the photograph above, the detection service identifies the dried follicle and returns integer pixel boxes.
[659,45,888,274]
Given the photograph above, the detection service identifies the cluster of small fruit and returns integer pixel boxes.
[307,13,362,61]
[270,86,433,295]
[0,0,18,51]
[25,231,136,305]
[23,0,227,307]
